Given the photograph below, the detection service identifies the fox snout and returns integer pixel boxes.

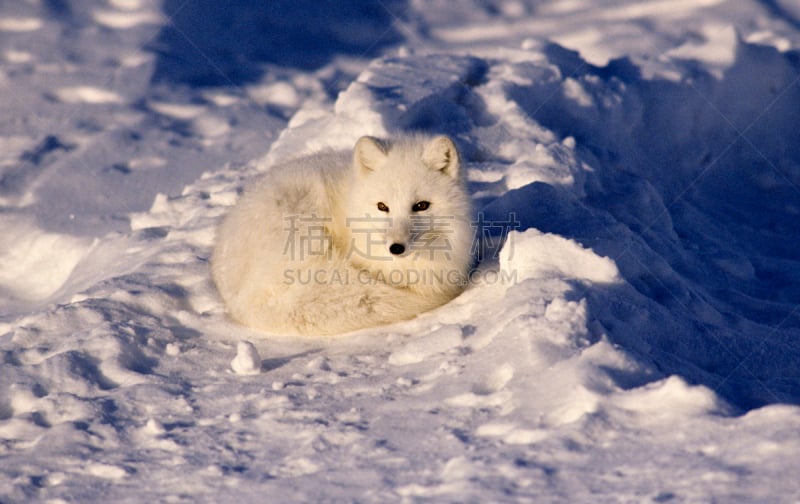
[386,219,411,256]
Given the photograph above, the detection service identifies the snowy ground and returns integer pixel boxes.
[2,0,800,501]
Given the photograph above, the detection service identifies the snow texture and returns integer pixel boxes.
[2,0,800,501]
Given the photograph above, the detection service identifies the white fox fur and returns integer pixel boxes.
[211,134,473,335]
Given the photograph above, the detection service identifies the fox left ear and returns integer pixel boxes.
[422,136,460,179]
[354,136,388,176]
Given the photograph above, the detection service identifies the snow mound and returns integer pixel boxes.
[231,341,262,375]
[501,229,621,284]
[0,217,93,302]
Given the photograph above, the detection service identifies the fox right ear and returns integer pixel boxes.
[422,135,460,179]
[354,136,388,176]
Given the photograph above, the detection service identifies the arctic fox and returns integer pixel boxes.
[211,134,474,335]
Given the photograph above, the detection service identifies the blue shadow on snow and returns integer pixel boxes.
[150,0,406,86]
[481,41,800,412]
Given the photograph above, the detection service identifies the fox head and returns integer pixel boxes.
[345,135,473,289]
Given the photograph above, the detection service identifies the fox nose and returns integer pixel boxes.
[389,243,406,255]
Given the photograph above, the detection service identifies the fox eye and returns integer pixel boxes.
[412,201,430,212]
[377,202,389,212]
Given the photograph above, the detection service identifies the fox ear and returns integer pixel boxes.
[354,136,388,176]
[422,136,460,178]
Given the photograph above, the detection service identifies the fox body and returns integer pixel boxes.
[211,135,473,335]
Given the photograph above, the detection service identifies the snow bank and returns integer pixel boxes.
[0,217,93,302]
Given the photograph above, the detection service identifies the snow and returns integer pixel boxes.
[2,0,800,501]
[231,341,262,376]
